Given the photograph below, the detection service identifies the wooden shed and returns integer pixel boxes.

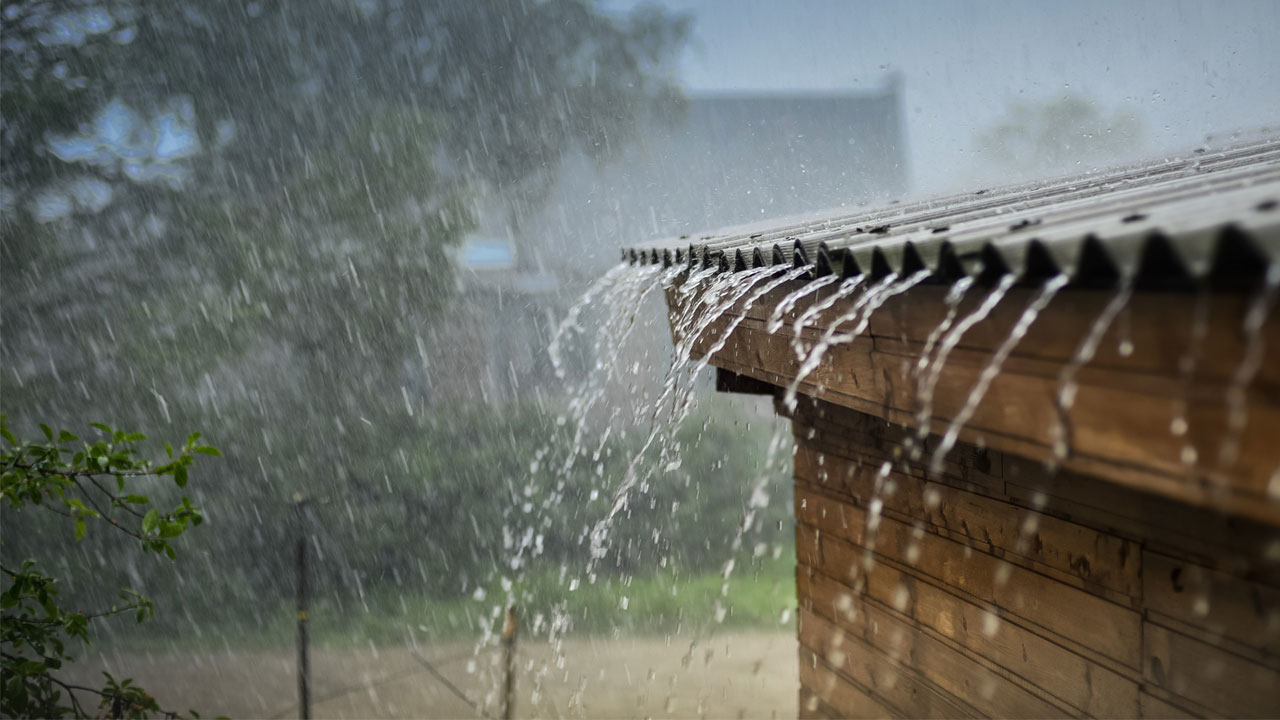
[623,140,1280,718]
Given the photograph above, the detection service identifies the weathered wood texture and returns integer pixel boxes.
[670,278,1280,525]
[790,397,1280,719]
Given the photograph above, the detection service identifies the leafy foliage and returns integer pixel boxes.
[1,416,216,718]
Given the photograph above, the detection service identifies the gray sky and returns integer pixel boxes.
[608,0,1280,194]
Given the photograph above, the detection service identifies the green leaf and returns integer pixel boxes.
[159,521,184,538]
[186,432,201,447]
[164,545,176,560]
[0,419,15,446]
[123,494,149,504]
[142,509,160,534]
[40,424,53,441]
[174,464,189,488]
[74,519,86,541]
[193,445,221,457]
[89,422,111,434]
[58,430,78,443]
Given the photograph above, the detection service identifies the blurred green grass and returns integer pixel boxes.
[105,554,796,652]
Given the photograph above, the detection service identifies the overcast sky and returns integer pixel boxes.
[607,0,1280,194]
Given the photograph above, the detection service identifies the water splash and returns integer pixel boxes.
[715,422,791,619]
[930,274,1069,475]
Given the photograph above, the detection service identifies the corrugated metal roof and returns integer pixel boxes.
[621,138,1280,289]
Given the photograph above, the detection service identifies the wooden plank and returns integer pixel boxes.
[794,434,1129,602]
[710,274,1280,388]
[1143,550,1280,663]
[798,648,903,719]
[798,608,978,718]
[795,442,1142,598]
[796,517,824,570]
[795,484,1144,669]
[1138,689,1202,719]
[1002,454,1280,587]
[699,316,1280,524]
[798,687,841,719]
[799,550,1141,718]
[697,316,1280,500]
[793,405,1006,494]
[1144,622,1280,717]
[800,594,1070,718]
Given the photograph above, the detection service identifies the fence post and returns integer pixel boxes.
[294,495,311,720]
[500,605,518,720]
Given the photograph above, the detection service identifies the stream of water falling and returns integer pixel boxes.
[1171,288,1211,469]
[929,274,1069,475]
[902,277,976,458]
[1049,280,1134,468]
[766,274,840,334]
[788,276,865,358]
[504,264,667,575]
[1217,264,1280,468]
[670,266,814,424]
[462,262,674,693]
[585,266,784,571]
[913,274,1017,449]
[781,270,933,411]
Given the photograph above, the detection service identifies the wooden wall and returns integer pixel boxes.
[789,397,1280,719]
[676,281,1280,526]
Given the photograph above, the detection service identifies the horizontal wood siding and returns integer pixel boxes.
[791,397,1280,718]
[669,279,1280,525]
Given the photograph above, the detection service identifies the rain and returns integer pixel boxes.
[3,1,1279,719]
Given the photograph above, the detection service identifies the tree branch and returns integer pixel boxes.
[87,475,146,519]
[9,461,156,480]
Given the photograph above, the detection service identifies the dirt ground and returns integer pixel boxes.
[63,632,798,719]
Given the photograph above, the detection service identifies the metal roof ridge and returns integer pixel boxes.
[621,139,1280,289]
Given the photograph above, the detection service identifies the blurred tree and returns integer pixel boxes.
[1,0,692,622]
[976,93,1143,177]
[2,0,689,416]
